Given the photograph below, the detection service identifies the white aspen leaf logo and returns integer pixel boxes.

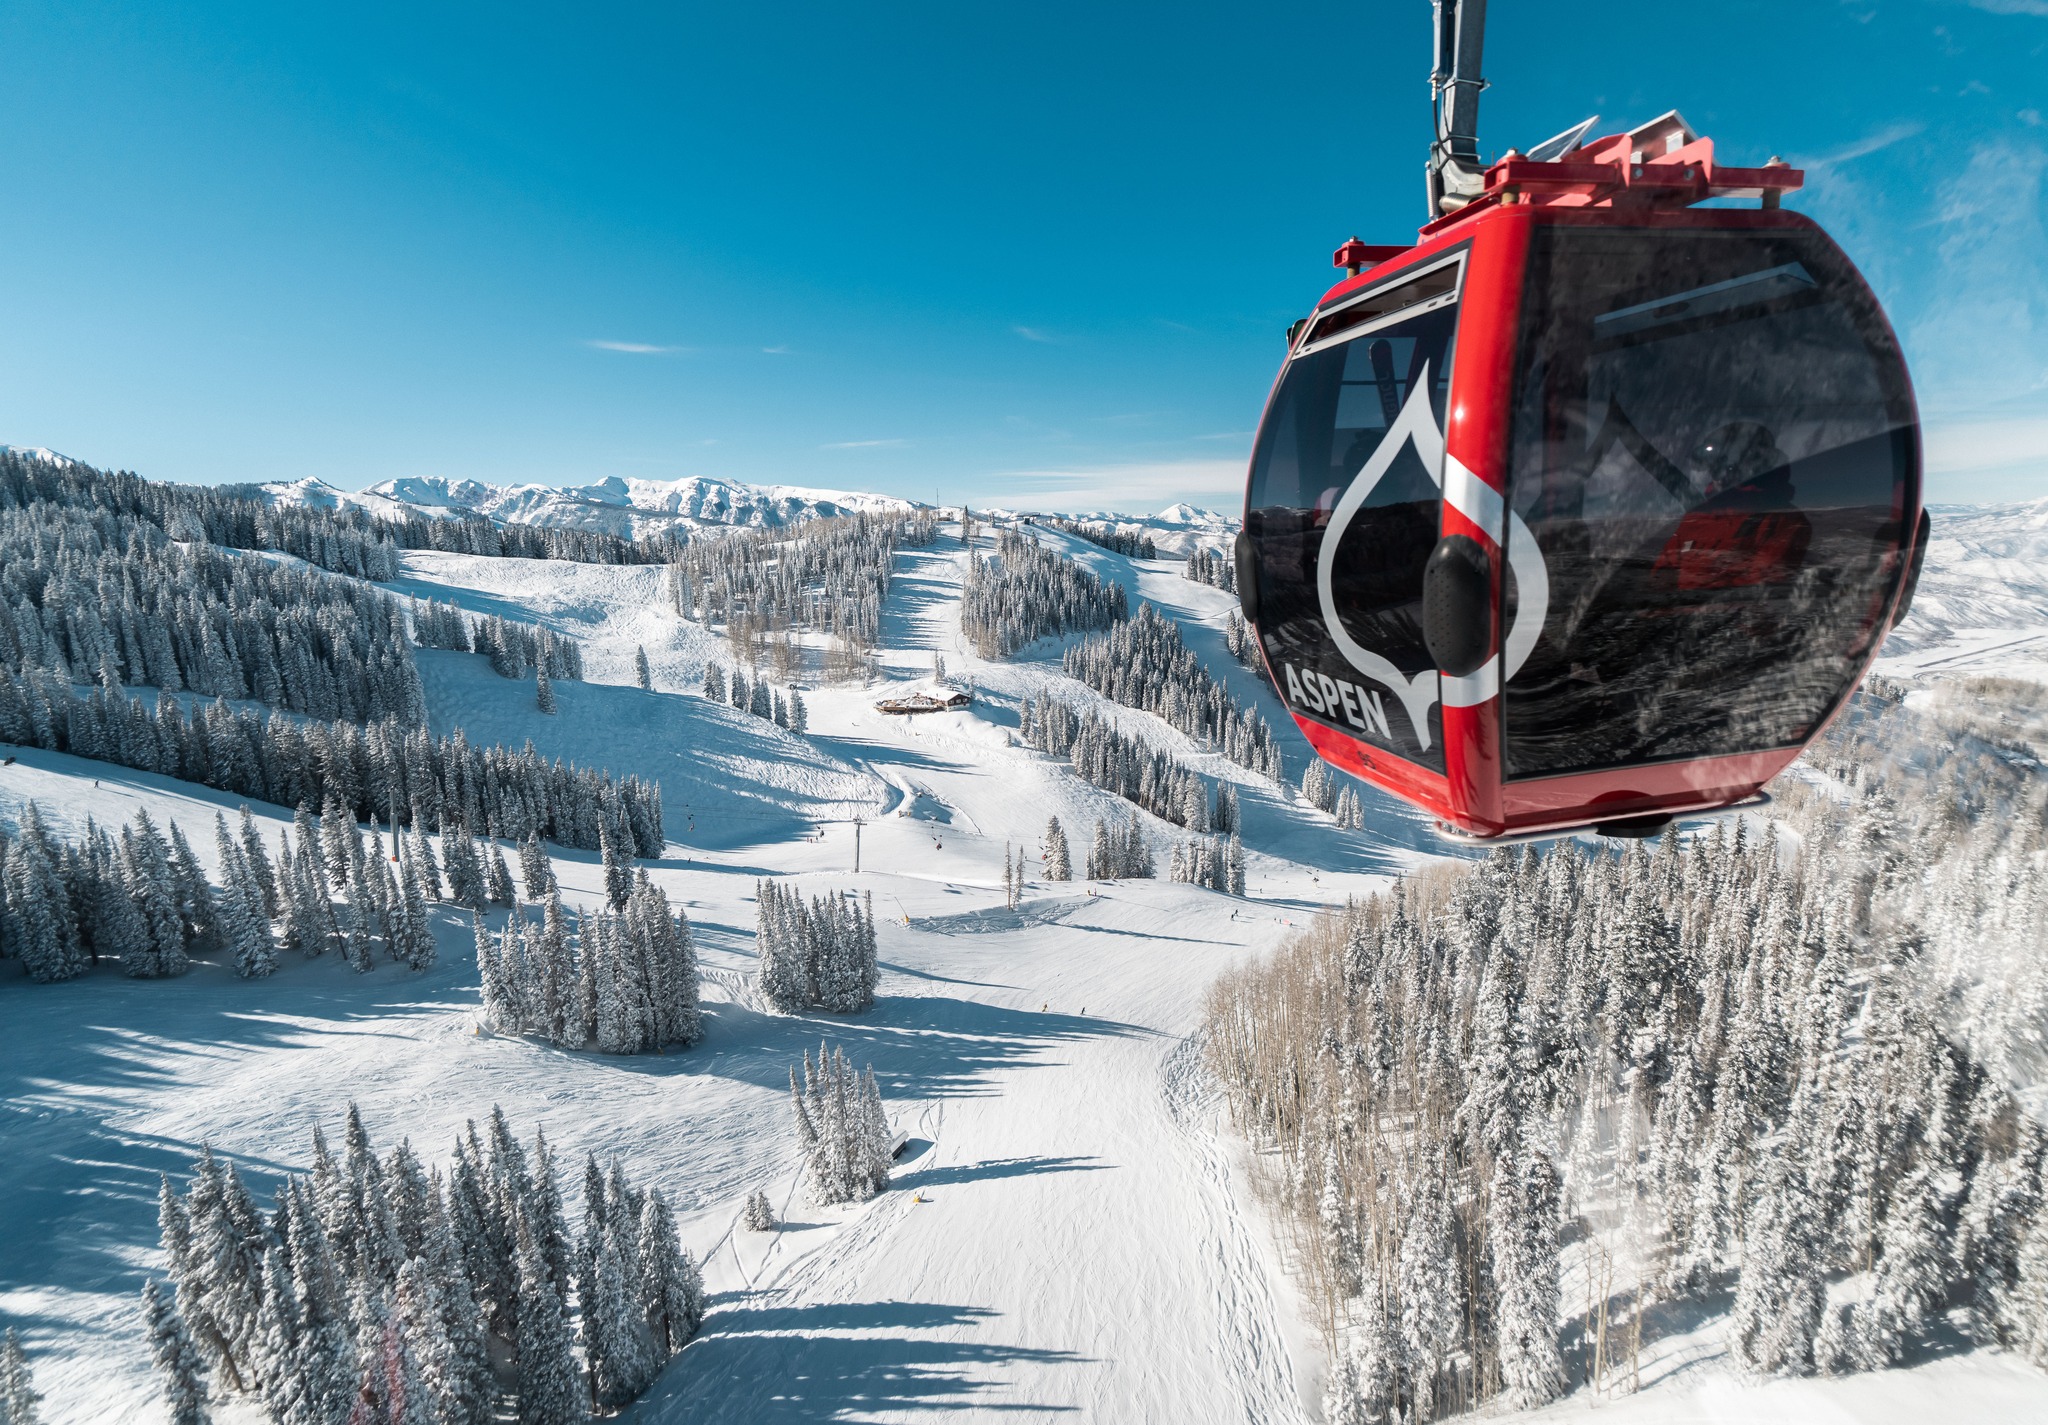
[1314,362,1549,748]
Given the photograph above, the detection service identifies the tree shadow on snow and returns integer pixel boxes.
[895,1155,1111,1190]
[616,997,1146,1102]
[654,1297,1087,1421]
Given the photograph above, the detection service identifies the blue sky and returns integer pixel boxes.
[1,1,2042,511]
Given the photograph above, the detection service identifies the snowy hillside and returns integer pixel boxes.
[2,457,2045,1425]
[1878,499,2048,683]
[0,501,1429,1423]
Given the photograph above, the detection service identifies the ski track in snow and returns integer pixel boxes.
[4,516,2046,1422]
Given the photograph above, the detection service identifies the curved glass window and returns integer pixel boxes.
[1502,225,1915,780]
[1245,279,1461,770]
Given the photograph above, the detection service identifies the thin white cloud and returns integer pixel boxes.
[762,345,793,355]
[584,339,687,355]
[985,459,1245,513]
[1963,1,2048,16]
[1798,121,1924,171]
[1923,412,2048,501]
[820,438,907,450]
[1012,326,1056,343]
[1195,430,1254,442]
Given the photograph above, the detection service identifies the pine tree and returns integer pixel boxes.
[142,1278,212,1425]
[535,666,556,715]
[0,1328,42,1425]
[584,1226,655,1407]
[286,1179,359,1423]
[3,804,86,982]
[743,1188,778,1232]
[485,842,514,906]
[640,1192,705,1354]
[214,814,277,978]
[1729,1150,1827,1376]
[238,807,278,918]
[1042,817,1070,882]
[519,830,554,899]
[702,662,725,702]
[600,820,630,911]
[515,1224,580,1425]
[634,646,652,691]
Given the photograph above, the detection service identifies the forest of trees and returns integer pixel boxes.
[1062,603,1284,780]
[755,881,880,1014]
[0,672,662,854]
[0,792,586,983]
[701,662,808,732]
[961,528,1127,659]
[409,598,584,682]
[1048,518,1156,560]
[477,876,704,1054]
[1170,833,1245,895]
[2,450,402,581]
[1203,683,2048,1422]
[0,500,424,724]
[1085,815,1155,880]
[1223,610,1262,670]
[1302,759,1365,828]
[666,511,937,681]
[791,1042,894,1205]
[1019,693,1215,832]
[142,1105,702,1423]
[3,448,685,576]
[1183,543,1236,591]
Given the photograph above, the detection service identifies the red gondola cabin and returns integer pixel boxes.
[1235,114,1926,841]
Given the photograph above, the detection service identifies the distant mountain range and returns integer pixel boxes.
[250,473,1243,552]
[257,474,927,541]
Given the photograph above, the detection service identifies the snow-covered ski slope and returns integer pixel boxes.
[4,514,2045,1423]
[0,522,1421,1423]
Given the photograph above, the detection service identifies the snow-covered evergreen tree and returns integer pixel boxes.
[2,804,85,982]
[142,1277,211,1425]
[960,527,1125,658]
[1061,603,1282,781]
[755,881,878,1014]
[791,1043,892,1205]
[514,1224,581,1425]
[478,886,700,1053]
[0,1328,41,1425]
[634,645,652,691]
[1042,817,1070,882]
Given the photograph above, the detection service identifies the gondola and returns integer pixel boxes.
[1234,0,1925,842]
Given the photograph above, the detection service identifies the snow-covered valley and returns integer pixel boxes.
[1,465,2045,1425]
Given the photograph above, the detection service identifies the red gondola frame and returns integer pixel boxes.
[1245,133,1923,839]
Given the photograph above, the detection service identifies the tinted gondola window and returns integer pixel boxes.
[1246,281,1460,769]
[1502,225,1914,780]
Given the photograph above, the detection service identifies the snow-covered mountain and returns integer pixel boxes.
[1878,497,2048,681]
[1,444,78,467]
[260,473,924,540]
[254,471,1244,548]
